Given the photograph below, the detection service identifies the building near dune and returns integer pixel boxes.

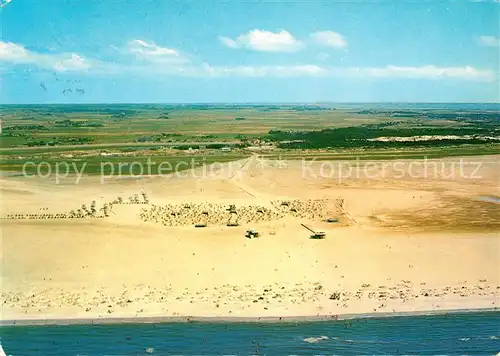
[221,147,231,152]
[245,146,275,152]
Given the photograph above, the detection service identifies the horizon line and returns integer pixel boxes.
[1,101,499,106]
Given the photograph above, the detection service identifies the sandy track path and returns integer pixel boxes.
[228,154,262,199]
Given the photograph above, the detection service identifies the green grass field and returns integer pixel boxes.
[1,104,497,175]
[0,154,247,176]
[262,144,500,161]
[0,104,409,148]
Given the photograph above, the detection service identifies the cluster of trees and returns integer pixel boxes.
[266,123,498,149]
[157,112,170,119]
[290,106,335,111]
[26,136,92,147]
[3,124,48,131]
[277,138,497,149]
[54,120,103,128]
[135,133,183,143]
[110,110,136,119]
[357,110,423,117]
[173,143,240,150]
[357,109,499,123]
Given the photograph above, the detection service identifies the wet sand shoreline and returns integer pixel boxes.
[2,308,498,327]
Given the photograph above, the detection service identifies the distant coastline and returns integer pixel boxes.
[1,102,499,110]
[1,308,498,327]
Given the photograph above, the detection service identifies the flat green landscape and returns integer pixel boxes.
[1,104,389,148]
[263,144,500,161]
[1,103,498,175]
[0,154,247,176]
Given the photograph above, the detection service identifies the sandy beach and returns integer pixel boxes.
[1,155,499,323]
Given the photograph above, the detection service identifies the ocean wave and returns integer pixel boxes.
[303,336,329,343]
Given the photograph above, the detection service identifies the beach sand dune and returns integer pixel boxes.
[1,155,499,321]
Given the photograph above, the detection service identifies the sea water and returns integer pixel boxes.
[476,196,500,204]
[1,312,499,355]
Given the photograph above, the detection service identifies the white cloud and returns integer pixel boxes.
[123,63,327,78]
[0,0,13,8]
[127,39,188,63]
[174,64,490,80]
[199,64,327,77]
[219,30,303,52]
[1,41,494,82]
[219,29,348,52]
[478,36,500,47]
[218,36,239,49]
[335,65,495,81]
[0,41,91,71]
[128,63,492,81]
[310,31,348,49]
[0,41,29,61]
[53,54,91,71]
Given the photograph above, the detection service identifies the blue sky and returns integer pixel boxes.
[0,0,498,103]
